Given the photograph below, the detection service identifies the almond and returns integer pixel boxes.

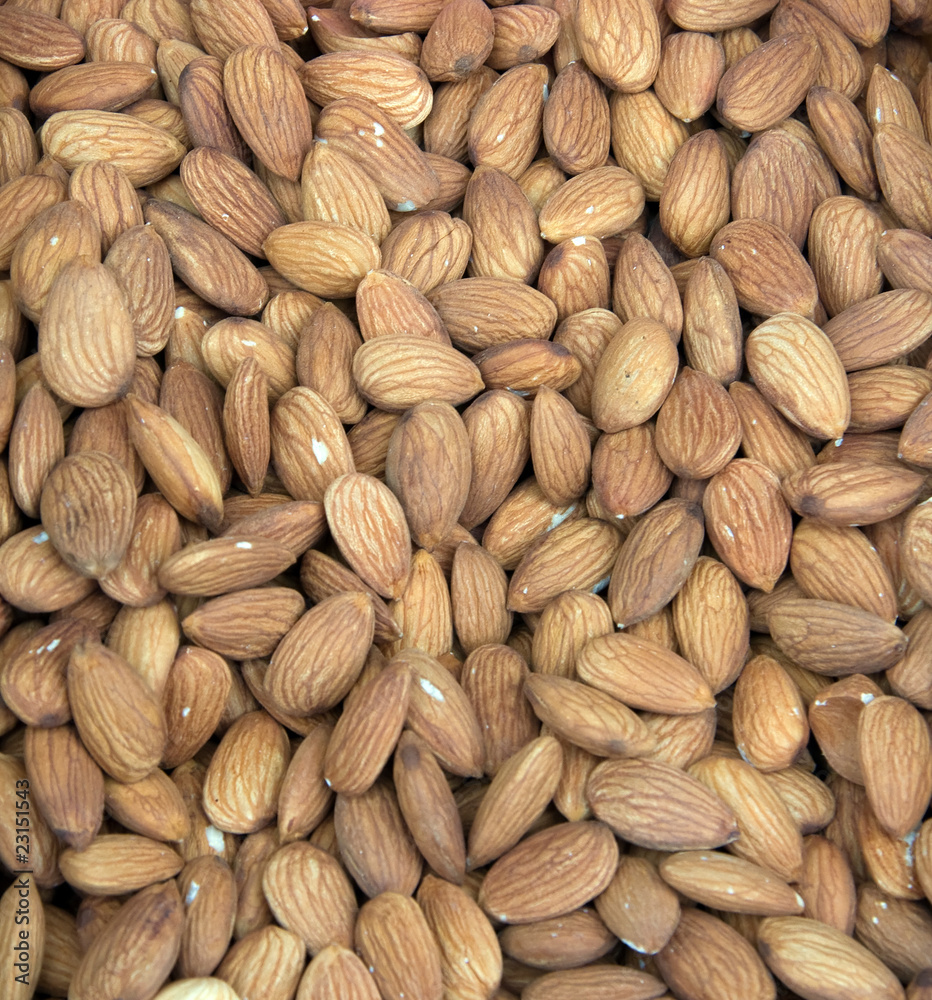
[479,821,619,924]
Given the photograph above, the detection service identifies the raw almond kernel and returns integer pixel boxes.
[467,735,563,870]
[301,142,391,247]
[39,450,135,579]
[144,198,269,317]
[745,313,850,440]
[180,146,287,259]
[757,916,904,1000]
[659,130,730,259]
[689,754,804,881]
[316,95,439,211]
[523,673,654,759]
[379,211,472,293]
[124,394,225,534]
[711,218,819,320]
[69,881,184,1000]
[157,536,295,596]
[538,236,611,325]
[473,339,582,396]
[660,851,804,916]
[578,632,715,715]
[301,51,432,129]
[324,473,412,599]
[574,0,660,93]
[324,662,411,796]
[183,588,305,660]
[393,731,466,884]
[217,926,305,1000]
[703,458,792,593]
[298,945,381,1000]
[11,199,102,324]
[716,33,821,133]
[543,61,610,176]
[25,723,104,851]
[0,8,85,70]
[591,422,672,520]
[479,821,619,924]
[353,335,484,412]
[386,400,471,551]
[531,591,613,680]
[608,498,705,628]
[68,640,167,784]
[806,86,880,202]
[588,757,738,851]
[610,88,689,201]
[596,856,680,958]
[420,0,494,82]
[672,556,749,694]
[859,695,932,839]
[790,519,897,622]
[782,461,926,525]
[8,381,64,521]
[451,542,512,653]
[463,164,544,284]
[0,174,67,274]
[265,592,375,715]
[874,124,932,236]
[357,270,449,345]
[539,166,645,244]
[769,598,907,676]
[654,366,742,480]
[613,234,683,341]
[263,221,380,300]
[459,390,531,531]
[462,643,539,776]
[59,833,183,895]
[655,31,725,122]
[388,545,451,653]
[530,385,592,505]
[468,62,548,179]
[823,288,932,372]
[105,225,174,358]
[355,893,443,1000]
[666,0,777,30]
[223,45,312,183]
[732,654,809,773]
[507,517,622,614]
[499,906,615,971]
[262,841,357,955]
[591,318,679,433]
[270,386,355,503]
[41,110,185,187]
[878,228,932,295]
[657,909,776,1000]
[202,710,290,835]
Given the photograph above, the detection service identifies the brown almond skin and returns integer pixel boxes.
[657,909,776,1000]
[393,731,466,885]
[596,855,680,956]
[588,758,739,851]
[386,400,471,552]
[704,458,792,593]
[69,882,184,1000]
[479,821,619,925]
[25,724,104,852]
[67,640,167,784]
[591,318,679,433]
[757,916,904,1000]
[40,451,136,579]
[355,892,443,1000]
[334,780,423,898]
[608,498,705,628]
[859,695,932,839]
[711,218,819,320]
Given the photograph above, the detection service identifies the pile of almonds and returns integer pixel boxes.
[3,0,932,997]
